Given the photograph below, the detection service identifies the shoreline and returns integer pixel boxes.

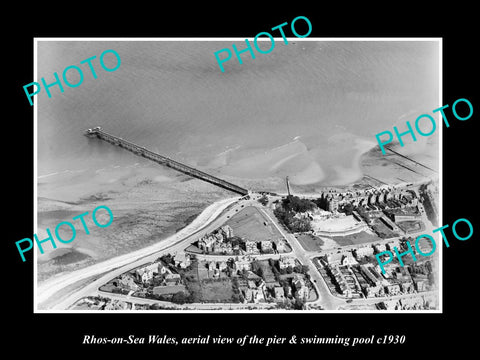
[36,195,240,307]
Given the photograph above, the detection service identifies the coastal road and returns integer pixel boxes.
[38,190,437,311]
[90,291,276,311]
[37,196,244,310]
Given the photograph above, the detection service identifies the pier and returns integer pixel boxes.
[84,127,249,196]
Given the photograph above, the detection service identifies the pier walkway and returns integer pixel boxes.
[84,127,249,196]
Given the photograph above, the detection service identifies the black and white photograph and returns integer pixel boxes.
[34,39,441,313]
[6,6,478,356]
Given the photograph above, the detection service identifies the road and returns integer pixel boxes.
[90,291,276,310]
[37,196,245,310]
[258,208,346,310]
[38,190,438,311]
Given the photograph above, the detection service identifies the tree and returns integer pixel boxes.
[293,264,303,273]
[283,195,316,213]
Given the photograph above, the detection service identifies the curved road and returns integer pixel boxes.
[37,191,437,311]
[37,196,244,310]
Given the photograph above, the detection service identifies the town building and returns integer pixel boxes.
[325,252,344,265]
[164,273,181,285]
[364,284,383,298]
[136,263,161,283]
[118,274,139,291]
[213,241,233,254]
[341,254,358,266]
[273,286,285,301]
[234,259,251,272]
[198,235,216,252]
[245,240,259,254]
[373,243,387,253]
[413,277,428,292]
[386,283,401,295]
[400,281,415,293]
[354,246,374,258]
[275,240,286,252]
[174,253,191,268]
[260,240,273,253]
[279,256,296,270]
[217,261,228,271]
[360,265,383,286]
[244,288,265,303]
[220,225,233,239]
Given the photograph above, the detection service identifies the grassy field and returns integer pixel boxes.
[183,261,236,302]
[200,280,236,302]
[397,220,425,234]
[330,231,382,246]
[225,206,282,241]
[296,234,325,252]
[371,219,401,239]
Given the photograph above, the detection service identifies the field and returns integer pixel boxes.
[200,280,236,302]
[183,261,238,302]
[253,259,277,283]
[330,231,382,247]
[371,219,401,239]
[225,206,282,241]
[296,234,325,252]
[397,220,425,234]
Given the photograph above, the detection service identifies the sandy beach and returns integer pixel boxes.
[36,162,233,283]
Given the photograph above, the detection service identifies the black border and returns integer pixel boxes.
[7,6,478,356]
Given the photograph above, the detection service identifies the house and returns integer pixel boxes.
[393,266,411,282]
[354,246,374,258]
[400,281,414,293]
[360,265,382,286]
[341,253,357,266]
[386,240,401,253]
[220,225,233,239]
[165,273,181,285]
[293,276,309,300]
[245,240,259,254]
[118,274,139,291]
[136,263,160,283]
[325,252,344,265]
[364,284,383,298]
[279,256,296,269]
[260,241,273,253]
[244,288,265,303]
[275,241,286,252]
[158,265,169,275]
[295,286,309,300]
[273,286,285,300]
[218,261,228,271]
[198,235,216,252]
[174,253,191,268]
[374,243,387,253]
[213,241,233,254]
[207,261,216,271]
[104,300,130,310]
[413,277,428,292]
[386,283,401,295]
[234,259,251,272]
